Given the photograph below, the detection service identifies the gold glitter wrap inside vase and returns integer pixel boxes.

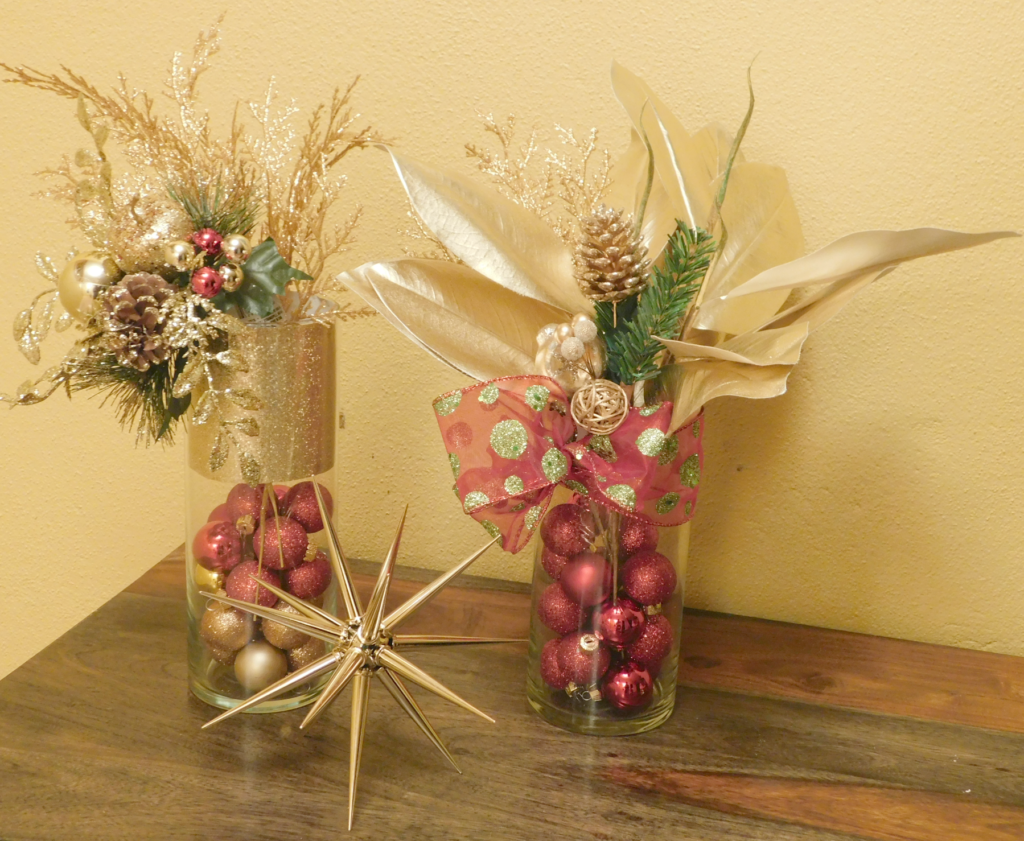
[188,316,336,482]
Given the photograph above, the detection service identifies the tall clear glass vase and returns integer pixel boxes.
[185,313,338,712]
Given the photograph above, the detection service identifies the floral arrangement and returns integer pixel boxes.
[1,22,377,454]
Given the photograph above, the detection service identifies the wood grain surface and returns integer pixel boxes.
[0,550,1021,839]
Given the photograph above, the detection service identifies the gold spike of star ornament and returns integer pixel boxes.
[202,481,521,829]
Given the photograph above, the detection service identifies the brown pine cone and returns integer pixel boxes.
[574,205,650,303]
[101,273,177,371]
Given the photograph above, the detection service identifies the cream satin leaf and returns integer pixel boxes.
[604,135,677,261]
[659,322,809,367]
[663,360,795,433]
[386,148,588,315]
[693,162,804,335]
[340,260,566,382]
[760,267,894,333]
[691,122,745,186]
[725,228,1019,299]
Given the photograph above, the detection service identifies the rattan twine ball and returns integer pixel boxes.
[571,379,629,435]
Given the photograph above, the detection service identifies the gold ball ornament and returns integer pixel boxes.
[200,602,254,651]
[234,640,289,692]
[207,643,238,667]
[218,262,244,293]
[287,637,328,671]
[57,253,121,322]
[194,566,225,593]
[571,378,630,435]
[164,240,195,272]
[261,601,311,650]
[221,234,251,264]
[555,323,574,343]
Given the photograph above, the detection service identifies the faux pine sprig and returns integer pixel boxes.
[595,223,716,385]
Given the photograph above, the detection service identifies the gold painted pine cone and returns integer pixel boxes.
[574,205,650,303]
[101,273,177,371]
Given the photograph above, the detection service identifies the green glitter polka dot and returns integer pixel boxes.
[636,428,667,458]
[449,453,460,479]
[524,385,550,411]
[588,435,617,462]
[490,419,528,459]
[463,491,490,512]
[656,492,680,515]
[684,501,693,517]
[453,484,461,499]
[692,417,702,438]
[480,520,501,539]
[478,383,499,404]
[658,436,679,466]
[510,502,526,512]
[525,506,542,531]
[680,454,700,488]
[541,448,568,482]
[504,475,525,495]
[607,484,637,511]
[639,402,663,417]
[564,479,589,496]
[551,400,568,416]
[433,393,462,417]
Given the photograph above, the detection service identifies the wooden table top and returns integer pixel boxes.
[2,547,1024,840]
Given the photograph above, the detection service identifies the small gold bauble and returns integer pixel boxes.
[218,262,244,292]
[555,323,574,343]
[194,566,225,593]
[164,239,195,272]
[207,643,238,667]
[571,378,630,435]
[200,602,254,651]
[57,253,121,322]
[234,640,289,692]
[261,601,311,650]
[221,234,251,264]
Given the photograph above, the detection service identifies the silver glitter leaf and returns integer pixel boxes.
[227,417,259,437]
[192,389,216,425]
[239,450,262,485]
[34,253,59,283]
[225,388,261,411]
[13,308,30,342]
[18,332,41,365]
[172,353,205,398]
[208,429,228,473]
[34,297,55,344]
[54,312,75,332]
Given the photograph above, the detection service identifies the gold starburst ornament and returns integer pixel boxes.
[202,483,518,829]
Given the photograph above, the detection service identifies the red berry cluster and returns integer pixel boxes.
[536,503,678,710]
[193,480,335,671]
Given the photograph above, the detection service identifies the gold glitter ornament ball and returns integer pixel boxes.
[200,602,254,651]
[57,253,121,322]
[287,637,328,671]
[234,640,289,692]
[261,601,311,650]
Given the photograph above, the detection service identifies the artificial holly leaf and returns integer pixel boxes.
[217,238,313,318]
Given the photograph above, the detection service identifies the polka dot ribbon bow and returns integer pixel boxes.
[433,376,703,553]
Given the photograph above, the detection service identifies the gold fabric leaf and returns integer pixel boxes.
[759,268,895,334]
[660,322,809,367]
[604,133,677,262]
[224,388,261,411]
[387,148,589,315]
[340,259,568,382]
[690,122,745,187]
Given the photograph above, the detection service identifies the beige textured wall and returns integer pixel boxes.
[1,1,1021,678]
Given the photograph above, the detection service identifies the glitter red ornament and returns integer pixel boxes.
[284,481,333,532]
[192,520,243,573]
[559,552,613,607]
[207,502,231,523]
[620,517,659,556]
[621,550,677,606]
[283,551,333,600]
[253,515,309,570]
[226,483,272,531]
[601,661,654,709]
[225,560,281,608]
[191,228,223,256]
[191,266,223,298]
[540,504,595,557]
[537,582,588,635]
[557,632,611,686]
[625,613,673,668]
[540,547,569,580]
[539,638,570,689]
[596,597,646,648]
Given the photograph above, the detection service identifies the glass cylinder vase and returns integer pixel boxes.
[526,490,688,735]
[185,313,338,712]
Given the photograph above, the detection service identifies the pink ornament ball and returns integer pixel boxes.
[537,582,587,635]
[207,503,231,523]
[191,266,223,298]
[540,547,569,580]
[559,552,613,607]
[540,504,594,556]
[539,638,570,690]
[283,551,333,600]
[192,228,223,256]
[192,520,243,573]
[601,661,654,710]
[620,517,659,556]
[284,481,333,533]
[596,597,646,648]
[625,613,674,668]
[621,550,677,606]
[273,484,290,507]
[557,632,611,686]
[225,560,280,608]
[226,483,267,528]
[253,516,309,570]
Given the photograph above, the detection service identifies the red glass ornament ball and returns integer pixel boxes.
[207,502,231,523]
[625,612,674,668]
[273,484,290,507]
[192,228,223,256]
[540,504,594,556]
[283,551,333,600]
[537,582,587,635]
[557,632,612,686]
[620,517,659,556]
[621,550,677,606]
[560,552,613,607]
[601,661,654,710]
[192,520,243,573]
[284,481,333,533]
[540,547,569,580]
[191,266,223,298]
[596,597,646,648]
[253,515,309,570]
[539,637,570,690]
[225,559,281,608]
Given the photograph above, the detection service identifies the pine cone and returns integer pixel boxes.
[574,205,650,303]
[101,273,177,371]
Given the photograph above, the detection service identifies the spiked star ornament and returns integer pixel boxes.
[202,482,518,829]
